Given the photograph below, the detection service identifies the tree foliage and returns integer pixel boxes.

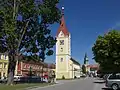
[0,0,61,84]
[82,64,86,74]
[92,30,120,73]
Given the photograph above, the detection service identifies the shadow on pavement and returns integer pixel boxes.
[93,81,105,84]
[102,87,112,90]
[95,78,104,80]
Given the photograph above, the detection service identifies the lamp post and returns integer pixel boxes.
[29,66,32,83]
[30,66,32,76]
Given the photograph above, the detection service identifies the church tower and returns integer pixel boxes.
[84,53,89,65]
[84,53,89,73]
[56,7,71,79]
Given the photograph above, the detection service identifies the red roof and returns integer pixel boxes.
[48,63,55,69]
[56,15,69,36]
[87,64,99,69]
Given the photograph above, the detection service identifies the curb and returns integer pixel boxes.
[24,79,82,90]
[24,82,63,90]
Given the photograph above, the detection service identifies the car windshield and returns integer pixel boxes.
[109,74,120,79]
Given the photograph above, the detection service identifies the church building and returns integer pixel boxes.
[56,7,81,79]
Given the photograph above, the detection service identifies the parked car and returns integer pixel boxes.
[40,75,48,82]
[76,76,81,78]
[97,74,104,78]
[103,74,109,80]
[80,74,86,78]
[105,73,120,90]
[0,77,7,83]
[14,75,23,82]
[14,75,42,83]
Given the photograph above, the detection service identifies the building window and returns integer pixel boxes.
[3,73,5,78]
[60,40,64,45]
[0,54,1,59]
[4,63,7,68]
[1,55,3,59]
[4,55,7,60]
[60,58,63,62]
[0,63,2,68]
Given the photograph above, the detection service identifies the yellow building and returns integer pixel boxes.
[56,7,81,79]
[0,53,9,78]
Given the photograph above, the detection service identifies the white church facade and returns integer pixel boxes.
[55,7,81,79]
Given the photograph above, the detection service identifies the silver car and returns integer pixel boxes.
[105,73,120,90]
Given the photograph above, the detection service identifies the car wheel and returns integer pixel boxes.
[112,84,119,90]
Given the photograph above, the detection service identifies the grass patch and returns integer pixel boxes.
[0,83,54,90]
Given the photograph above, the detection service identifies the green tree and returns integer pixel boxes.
[82,64,86,74]
[92,30,120,73]
[0,0,61,85]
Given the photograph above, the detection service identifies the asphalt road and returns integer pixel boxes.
[30,77,106,90]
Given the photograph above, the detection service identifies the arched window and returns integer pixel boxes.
[4,55,7,60]
[60,58,63,62]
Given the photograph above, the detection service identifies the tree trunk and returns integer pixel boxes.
[7,55,16,85]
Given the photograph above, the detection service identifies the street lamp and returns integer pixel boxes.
[29,66,32,76]
[29,66,32,83]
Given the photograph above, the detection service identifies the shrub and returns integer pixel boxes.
[62,75,65,79]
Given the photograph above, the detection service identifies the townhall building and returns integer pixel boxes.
[56,7,81,79]
[0,53,56,78]
[0,53,9,78]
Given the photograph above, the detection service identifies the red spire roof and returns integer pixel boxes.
[56,7,69,37]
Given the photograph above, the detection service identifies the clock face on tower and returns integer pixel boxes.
[60,40,64,45]
[60,48,63,52]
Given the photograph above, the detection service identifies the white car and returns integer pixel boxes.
[14,75,23,82]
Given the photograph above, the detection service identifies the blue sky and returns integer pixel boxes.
[46,0,120,64]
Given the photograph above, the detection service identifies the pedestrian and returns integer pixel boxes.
[53,74,56,83]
